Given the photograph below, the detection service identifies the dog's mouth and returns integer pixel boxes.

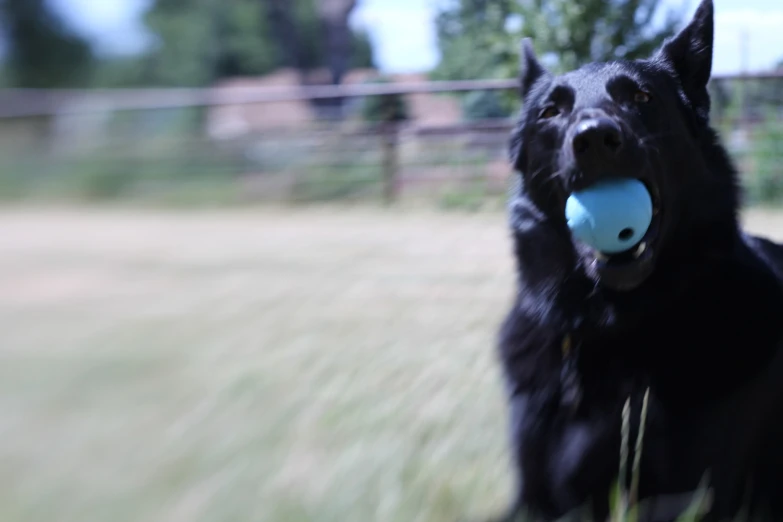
[581,182,662,292]
[591,212,659,291]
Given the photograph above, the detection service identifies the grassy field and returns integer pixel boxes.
[2,207,783,522]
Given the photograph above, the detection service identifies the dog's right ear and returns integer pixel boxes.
[655,0,714,122]
[520,38,548,97]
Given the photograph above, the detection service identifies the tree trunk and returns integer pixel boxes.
[263,0,308,84]
[317,0,358,86]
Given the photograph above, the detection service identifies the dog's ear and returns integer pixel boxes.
[520,38,548,97]
[512,39,548,172]
[656,0,714,120]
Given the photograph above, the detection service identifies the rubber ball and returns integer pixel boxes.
[565,178,653,255]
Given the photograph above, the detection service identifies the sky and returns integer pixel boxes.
[50,0,783,76]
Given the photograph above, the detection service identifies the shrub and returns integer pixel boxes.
[746,115,783,206]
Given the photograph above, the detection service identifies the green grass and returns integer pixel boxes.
[1,207,782,522]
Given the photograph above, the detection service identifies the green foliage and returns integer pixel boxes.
[91,57,151,88]
[138,0,278,86]
[462,90,512,120]
[535,0,684,72]
[129,0,374,88]
[433,0,686,115]
[351,29,375,69]
[0,0,94,87]
[438,183,493,211]
[708,66,783,126]
[277,0,325,71]
[433,0,514,80]
[747,116,783,205]
[361,78,410,124]
[289,160,383,203]
[0,109,394,206]
[0,0,375,94]
[0,109,253,204]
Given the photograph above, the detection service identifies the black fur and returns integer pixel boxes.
[495,1,783,520]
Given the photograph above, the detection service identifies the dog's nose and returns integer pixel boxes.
[572,118,623,157]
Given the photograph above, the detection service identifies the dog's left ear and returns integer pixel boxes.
[511,39,549,172]
[656,0,714,121]
[520,38,549,97]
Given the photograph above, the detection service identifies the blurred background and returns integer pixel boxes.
[1,1,783,521]
[0,0,781,206]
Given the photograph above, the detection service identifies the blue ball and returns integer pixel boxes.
[565,178,653,254]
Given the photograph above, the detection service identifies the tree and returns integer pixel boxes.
[264,0,321,82]
[350,29,374,70]
[263,0,370,84]
[134,0,372,88]
[0,0,94,87]
[139,0,278,87]
[434,0,515,82]
[316,0,358,85]
[433,0,687,117]
[260,0,369,117]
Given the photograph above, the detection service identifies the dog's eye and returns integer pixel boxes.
[539,106,560,119]
[634,90,651,104]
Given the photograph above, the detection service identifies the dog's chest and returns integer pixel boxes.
[533,322,770,500]
[520,334,683,493]
[520,377,673,513]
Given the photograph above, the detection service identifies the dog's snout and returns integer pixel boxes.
[572,118,623,157]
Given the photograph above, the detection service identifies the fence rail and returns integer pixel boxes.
[0,71,781,208]
[1,71,783,118]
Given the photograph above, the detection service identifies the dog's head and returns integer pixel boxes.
[510,0,738,292]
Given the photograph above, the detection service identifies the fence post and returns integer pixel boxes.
[381,122,399,205]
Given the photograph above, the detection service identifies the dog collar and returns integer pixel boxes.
[560,333,582,410]
[562,334,573,358]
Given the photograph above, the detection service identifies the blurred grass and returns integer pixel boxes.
[0,208,516,522]
[2,208,781,522]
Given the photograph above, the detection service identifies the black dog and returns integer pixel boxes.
[495,1,783,520]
